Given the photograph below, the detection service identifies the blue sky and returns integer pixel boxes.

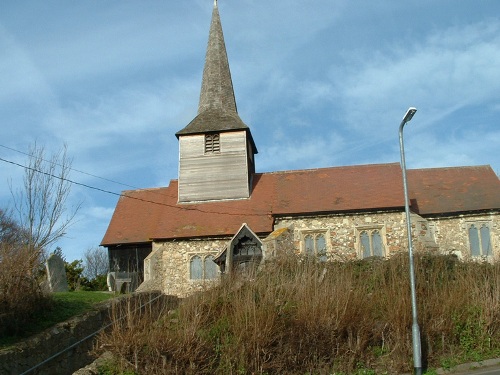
[1,0,499,261]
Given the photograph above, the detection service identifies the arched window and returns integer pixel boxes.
[359,228,386,258]
[360,231,371,258]
[372,230,384,257]
[190,256,203,280]
[303,232,328,261]
[190,255,220,280]
[204,255,218,280]
[469,223,492,257]
[304,234,315,256]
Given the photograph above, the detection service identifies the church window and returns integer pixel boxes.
[302,231,328,261]
[190,256,202,279]
[205,133,220,153]
[204,255,218,279]
[190,254,219,280]
[468,222,492,257]
[357,227,385,258]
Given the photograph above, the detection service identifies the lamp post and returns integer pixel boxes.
[398,107,422,375]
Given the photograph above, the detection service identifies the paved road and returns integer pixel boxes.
[453,366,500,375]
[439,358,500,375]
[453,367,500,374]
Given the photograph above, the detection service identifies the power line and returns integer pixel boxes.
[0,144,260,216]
[0,143,141,191]
[0,156,270,217]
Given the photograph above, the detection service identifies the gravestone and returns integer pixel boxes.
[46,253,69,292]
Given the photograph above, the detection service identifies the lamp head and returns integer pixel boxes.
[403,107,417,123]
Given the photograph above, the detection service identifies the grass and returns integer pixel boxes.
[0,291,115,349]
[98,253,500,374]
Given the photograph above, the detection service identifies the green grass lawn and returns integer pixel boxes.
[0,291,116,349]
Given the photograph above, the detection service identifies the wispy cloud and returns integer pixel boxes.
[331,20,500,134]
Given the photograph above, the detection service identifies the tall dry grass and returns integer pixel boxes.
[0,243,51,336]
[98,253,500,374]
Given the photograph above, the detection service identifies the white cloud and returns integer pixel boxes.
[0,25,54,104]
[330,19,500,134]
[259,131,347,172]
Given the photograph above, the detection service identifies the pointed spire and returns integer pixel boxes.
[197,1,237,114]
[176,0,256,149]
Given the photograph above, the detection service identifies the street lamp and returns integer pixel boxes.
[398,107,422,375]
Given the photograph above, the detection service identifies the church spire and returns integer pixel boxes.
[176,1,252,137]
[198,0,237,114]
[176,2,258,203]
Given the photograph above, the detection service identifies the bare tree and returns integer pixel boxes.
[11,143,81,263]
[83,246,109,280]
[0,208,26,246]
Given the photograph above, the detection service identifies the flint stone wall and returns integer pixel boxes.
[276,211,499,260]
[426,213,499,260]
[274,210,435,260]
[147,238,229,297]
[141,210,499,297]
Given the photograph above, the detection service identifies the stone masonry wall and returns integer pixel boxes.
[0,292,166,375]
[275,211,499,261]
[153,238,229,297]
[427,213,499,260]
[275,211,420,260]
[141,211,499,297]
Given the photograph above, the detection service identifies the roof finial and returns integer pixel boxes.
[214,0,217,7]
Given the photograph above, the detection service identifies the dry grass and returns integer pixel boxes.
[98,253,500,374]
[0,244,52,337]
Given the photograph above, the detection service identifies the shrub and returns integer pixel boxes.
[0,243,52,337]
[98,253,500,374]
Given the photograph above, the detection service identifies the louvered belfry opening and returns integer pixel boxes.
[205,133,220,153]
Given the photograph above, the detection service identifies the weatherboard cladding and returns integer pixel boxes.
[178,131,251,202]
[101,163,500,246]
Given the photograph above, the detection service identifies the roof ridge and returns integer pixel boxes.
[121,187,168,193]
[257,162,401,175]
[408,164,492,172]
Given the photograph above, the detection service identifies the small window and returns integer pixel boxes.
[205,133,220,153]
[190,254,219,280]
[468,223,492,257]
[303,232,328,261]
[359,228,385,258]
[204,255,218,279]
[190,256,203,279]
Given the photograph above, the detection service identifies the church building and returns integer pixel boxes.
[101,1,500,296]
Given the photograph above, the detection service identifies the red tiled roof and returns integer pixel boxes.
[101,163,500,246]
[101,163,406,245]
[408,165,500,215]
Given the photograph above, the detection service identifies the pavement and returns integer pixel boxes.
[400,358,500,375]
[431,358,500,374]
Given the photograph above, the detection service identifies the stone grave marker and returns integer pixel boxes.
[46,253,69,292]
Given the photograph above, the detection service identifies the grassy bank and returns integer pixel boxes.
[98,253,500,374]
[0,291,115,348]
